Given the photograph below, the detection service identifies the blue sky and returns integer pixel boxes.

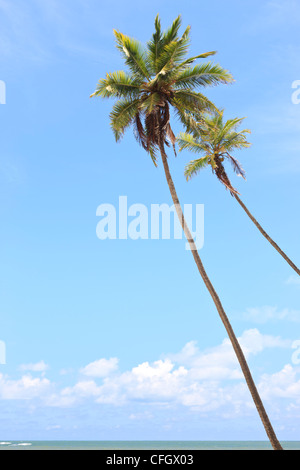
[0,0,300,441]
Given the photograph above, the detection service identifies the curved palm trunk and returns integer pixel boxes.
[234,194,300,276]
[158,140,283,451]
[214,156,299,276]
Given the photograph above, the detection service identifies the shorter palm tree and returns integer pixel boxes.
[177,110,300,276]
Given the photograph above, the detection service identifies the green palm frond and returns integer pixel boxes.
[113,30,150,80]
[172,106,199,134]
[177,132,211,153]
[184,156,212,180]
[90,71,141,99]
[149,144,158,167]
[147,14,163,74]
[147,14,184,75]
[173,90,218,114]
[222,129,251,151]
[173,51,217,74]
[174,63,233,89]
[109,98,140,141]
[161,15,182,46]
[139,92,163,113]
[222,116,247,134]
[155,26,191,77]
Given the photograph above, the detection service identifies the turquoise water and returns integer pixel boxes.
[0,441,299,450]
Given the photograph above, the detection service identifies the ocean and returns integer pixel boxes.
[0,441,299,450]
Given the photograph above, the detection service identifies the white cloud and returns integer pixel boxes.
[0,373,51,400]
[49,329,290,412]
[62,380,102,398]
[19,360,49,373]
[46,424,61,431]
[44,393,78,408]
[129,411,153,421]
[285,275,300,287]
[168,329,288,378]
[168,339,242,381]
[0,329,297,420]
[238,328,290,353]
[243,306,300,324]
[259,364,300,402]
[80,357,119,378]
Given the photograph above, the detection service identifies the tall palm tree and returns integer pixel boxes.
[178,110,299,276]
[90,15,283,450]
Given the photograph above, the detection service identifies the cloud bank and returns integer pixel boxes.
[0,329,298,418]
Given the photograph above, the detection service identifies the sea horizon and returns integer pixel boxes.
[0,440,299,450]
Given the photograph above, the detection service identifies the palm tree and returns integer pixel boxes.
[90,15,283,450]
[178,110,299,276]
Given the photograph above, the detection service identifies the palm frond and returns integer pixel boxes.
[147,14,163,74]
[148,14,184,75]
[149,144,158,166]
[145,112,160,152]
[113,30,150,80]
[222,130,251,151]
[133,111,147,149]
[133,112,158,167]
[174,63,233,89]
[155,26,191,77]
[171,105,199,134]
[161,15,182,47]
[90,71,141,99]
[165,123,177,156]
[139,92,164,113]
[177,132,211,154]
[222,116,247,133]
[173,51,217,73]
[184,156,211,180]
[173,89,218,114]
[109,98,140,141]
[226,154,246,179]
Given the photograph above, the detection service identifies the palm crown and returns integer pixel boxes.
[90,15,233,165]
[177,110,251,194]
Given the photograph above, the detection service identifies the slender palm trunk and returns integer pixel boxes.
[158,140,283,451]
[214,156,299,276]
[234,194,300,276]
